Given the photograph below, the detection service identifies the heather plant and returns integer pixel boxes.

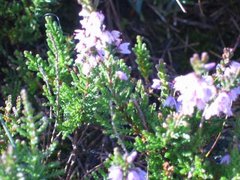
[25,2,240,179]
[1,0,240,179]
[0,89,61,179]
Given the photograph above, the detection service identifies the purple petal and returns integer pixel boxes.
[118,43,131,54]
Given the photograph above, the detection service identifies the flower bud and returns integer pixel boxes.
[127,151,137,163]
[201,52,209,63]
[116,71,128,81]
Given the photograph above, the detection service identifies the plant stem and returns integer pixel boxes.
[0,114,16,148]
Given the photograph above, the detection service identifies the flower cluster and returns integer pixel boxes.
[218,61,240,90]
[203,89,240,119]
[203,60,240,119]
[74,9,131,75]
[173,53,240,119]
[224,61,240,78]
[108,166,146,180]
[174,73,216,116]
[108,151,147,180]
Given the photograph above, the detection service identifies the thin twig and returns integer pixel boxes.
[158,42,199,53]
[109,100,128,154]
[48,28,61,144]
[107,0,122,31]
[205,121,226,157]
[132,99,149,131]
[0,114,16,148]
[231,18,240,34]
[38,64,53,148]
[65,130,80,179]
[209,50,222,59]
[66,156,75,180]
[198,0,205,16]
[233,35,240,51]
[175,17,213,29]
[82,162,105,179]
[176,0,187,13]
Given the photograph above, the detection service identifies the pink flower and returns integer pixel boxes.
[224,61,240,77]
[79,9,90,17]
[81,62,92,75]
[126,151,137,163]
[116,71,128,81]
[82,12,104,36]
[204,62,216,70]
[127,168,147,180]
[203,91,233,119]
[102,31,115,44]
[229,86,240,101]
[220,154,231,165]
[74,9,131,75]
[102,30,122,45]
[174,73,216,116]
[111,30,121,41]
[118,43,131,54]
[108,151,146,180]
[151,79,161,90]
[108,166,123,180]
[163,96,179,110]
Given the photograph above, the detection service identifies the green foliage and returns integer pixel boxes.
[1,50,40,100]
[0,0,58,101]
[25,16,158,142]
[25,16,73,136]
[26,16,72,80]
[0,0,57,45]
[133,36,152,81]
[1,1,239,179]
[135,113,212,179]
[0,143,60,180]
[0,90,61,179]
[22,17,240,178]
[157,60,170,101]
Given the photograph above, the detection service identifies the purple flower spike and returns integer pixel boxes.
[74,9,132,75]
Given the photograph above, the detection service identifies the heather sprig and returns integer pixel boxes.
[156,60,171,101]
[25,15,73,137]
[0,90,61,179]
[172,51,240,120]
[107,148,147,180]
[133,36,152,81]
[74,8,130,76]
